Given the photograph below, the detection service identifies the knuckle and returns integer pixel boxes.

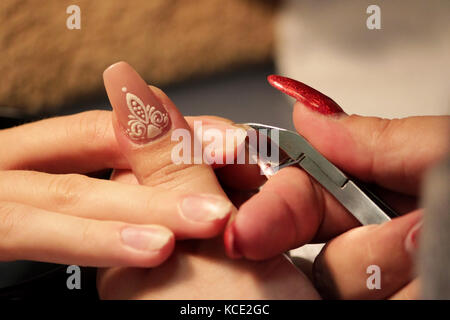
[0,202,19,239]
[366,117,395,179]
[69,110,113,146]
[0,202,26,257]
[141,161,197,188]
[79,220,96,248]
[0,171,8,186]
[47,174,89,209]
[371,117,394,151]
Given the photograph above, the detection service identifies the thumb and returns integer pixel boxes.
[268,75,449,195]
[103,61,201,188]
[103,62,233,236]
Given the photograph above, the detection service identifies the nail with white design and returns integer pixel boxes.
[104,62,171,143]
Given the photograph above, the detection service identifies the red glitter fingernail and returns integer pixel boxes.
[267,75,344,115]
[224,221,243,259]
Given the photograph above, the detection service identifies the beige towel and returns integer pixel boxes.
[0,0,276,114]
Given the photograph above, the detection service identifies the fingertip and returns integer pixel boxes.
[150,229,176,266]
[231,191,297,260]
[139,231,176,268]
[103,61,129,79]
[182,213,231,240]
[228,167,325,260]
[147,85,170,102]
[120,225,175,268]
[177,194,232,238]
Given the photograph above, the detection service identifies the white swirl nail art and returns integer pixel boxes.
[122,87,169,140]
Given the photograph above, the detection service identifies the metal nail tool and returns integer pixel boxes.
[244,123,398,225]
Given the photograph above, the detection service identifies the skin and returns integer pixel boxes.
[0,95,319,299]
[0,110,233,267]
[224,102,449,299]
[1,86,447,299]
[97,86,320,299]
[98,85,448,299]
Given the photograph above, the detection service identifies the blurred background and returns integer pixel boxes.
[0,0,449,299]
[1,0,448,125]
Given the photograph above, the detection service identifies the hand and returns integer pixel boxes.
[224,75,449,299]
[0,111,233,267]
[97,62,320,299]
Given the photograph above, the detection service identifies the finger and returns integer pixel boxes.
[293,103,449,196]
[215,162,267,191]
[180,111,248,168]
[0,201,174,267]
[188,114,266,189]
[0,109,244,174]
[134,85,248,179]
[226,189,259,209]
[389,278,420,300]
[141,104,247,170]
[268,75,450,195]
[104,62,212,189]
[313,210,422,299]
[0,110,129,173]
[0,170,231,239]
[103,61,233,224]
[225,166,359,259]
[225,154,420,260]
[110,168,139,184]
[111,169,260,215]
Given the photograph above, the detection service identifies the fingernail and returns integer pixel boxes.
[224,221,243,259]
[196,120,247,164]
[121,226,172,252]
[404,220,422,254]
[103,61,171,143]
[197,121,245,145]
[267,75,344,115]
[180,194,232,222]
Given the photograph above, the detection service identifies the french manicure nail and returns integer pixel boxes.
[405,220,422,254]
[267,75,344,115]
[103,61,171,143]
[121,226,172,251]
[180,194,232,222]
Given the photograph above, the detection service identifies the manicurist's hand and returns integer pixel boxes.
[0,110,236,267]
[224,75,449,299]
[97,62,320,299]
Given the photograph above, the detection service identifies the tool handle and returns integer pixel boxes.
[299,155,398,225]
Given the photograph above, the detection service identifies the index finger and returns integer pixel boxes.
[268,75,449,195]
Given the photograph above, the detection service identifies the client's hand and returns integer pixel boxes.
[97,62,320,299]
[0,111,232,267]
